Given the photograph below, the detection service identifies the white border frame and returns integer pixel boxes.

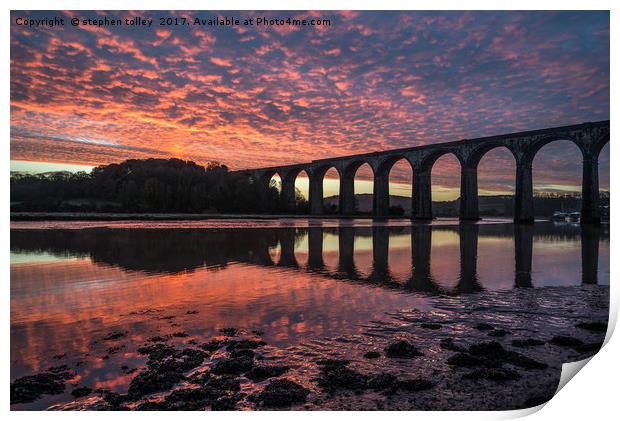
[3,2,617,419]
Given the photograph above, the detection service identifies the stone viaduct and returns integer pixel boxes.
[235,121,610,223]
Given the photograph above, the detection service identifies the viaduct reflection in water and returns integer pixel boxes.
[10,222,606,294]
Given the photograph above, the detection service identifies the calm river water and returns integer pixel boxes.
[10,219,610,410]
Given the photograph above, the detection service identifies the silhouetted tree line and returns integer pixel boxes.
[10,158,309,213]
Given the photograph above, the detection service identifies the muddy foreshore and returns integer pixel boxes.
[11,285,609,411]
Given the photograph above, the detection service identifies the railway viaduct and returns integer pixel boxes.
[235,121,610,223]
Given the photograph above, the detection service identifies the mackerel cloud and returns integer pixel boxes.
[10,11,610,191]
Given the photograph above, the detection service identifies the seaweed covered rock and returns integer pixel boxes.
[230,348,255,359]
[71,386,92,398]
[188,372,241,394]
[575,342,604,354]
[367,373,398,390]
[550,336,585,348]
[162,387,212,410]
[211,356,254,375]
[384,340,423,358]
[128,368,185,398]
[137,343,177,360]
[226,339,267,352]
[128,347,207,398]
[199,339,230,352]
[440,338,467,352]
[11,366,74,404]
[147,348,207,372]
[251,379,309,408]
[447,353,485,368]
[204,376,242,395]
[468,341,508,360]
[101,390,127,408]
[470,341,547,369]
[575,321,607,332]
[505,353,548,370]
[447,341,547,371]
[134,371,242,409]
[316,359,368,392]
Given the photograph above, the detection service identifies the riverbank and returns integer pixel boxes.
[10,212,555,223]
[10,212,389,221]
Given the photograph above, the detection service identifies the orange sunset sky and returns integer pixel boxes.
[10,11,610,200]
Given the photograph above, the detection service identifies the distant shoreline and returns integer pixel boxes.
[10,212,567,223]
[10,212,403,221]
